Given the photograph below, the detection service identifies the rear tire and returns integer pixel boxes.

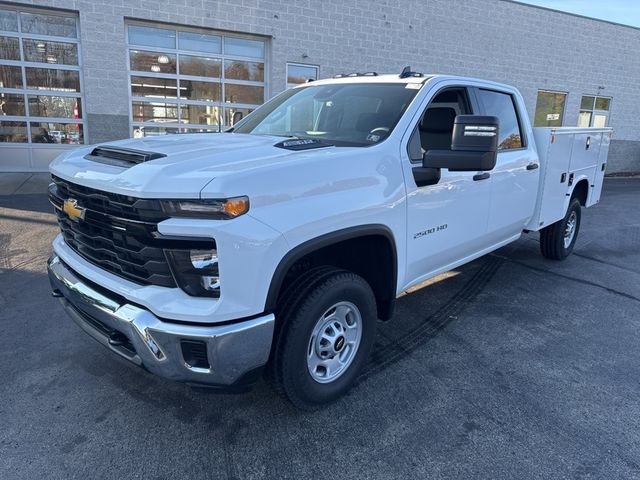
[540,198,581,260]
[268,267,377,410]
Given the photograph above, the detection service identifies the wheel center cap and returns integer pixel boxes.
[334,336,345,352]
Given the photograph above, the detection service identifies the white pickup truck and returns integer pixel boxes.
[48,69,611,408]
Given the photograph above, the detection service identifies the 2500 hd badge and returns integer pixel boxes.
[414,224,448,240]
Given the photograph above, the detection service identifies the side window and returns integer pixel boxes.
[477,89,523,150]
[408,88,472,161]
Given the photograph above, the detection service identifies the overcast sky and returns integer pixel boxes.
[517,0,640,28]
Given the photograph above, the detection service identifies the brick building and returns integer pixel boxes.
[0,0,638,172]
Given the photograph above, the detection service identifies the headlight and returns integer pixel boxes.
[161,197,249,219]
[165,249,220,297]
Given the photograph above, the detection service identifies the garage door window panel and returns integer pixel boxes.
[180,79,220,102]
[225,60,264,82]
[178,31,221,54]
[0,10,18,31]
[0,36,20,60]
[131,76,178,99]
[128,25,175,49]
[128,22,266,133]
[0,120,27,142]
[30,122,82,144]
[132,101,179,122]
[23,38,78,65]
[26,67,80,92]
[0,7,84,146]
[20,12,76,38]
[1,93,25,115]
[224,37,264,59]
[0,64,23,88]
[130,50,176,74]
[28,95,81,118]
[179,55,221,77]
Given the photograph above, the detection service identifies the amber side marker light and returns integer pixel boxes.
[161,196,250,219]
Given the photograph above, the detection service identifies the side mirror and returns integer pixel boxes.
[232,111,244,125]
[423,115,499,172]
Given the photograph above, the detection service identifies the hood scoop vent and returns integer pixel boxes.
[84,146,167,168]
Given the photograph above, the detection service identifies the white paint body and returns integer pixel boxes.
[49,75,611,324]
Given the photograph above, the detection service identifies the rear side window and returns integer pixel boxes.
[477,89,524,150]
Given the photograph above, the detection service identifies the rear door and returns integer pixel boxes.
[475,88,539,243]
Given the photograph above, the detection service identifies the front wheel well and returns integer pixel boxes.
[267,229,397,321]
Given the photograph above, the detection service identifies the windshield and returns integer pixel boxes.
[233,83,420,147]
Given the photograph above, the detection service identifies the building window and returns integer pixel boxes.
[127,23,267,136]
[0,6,84,144]
[286,63,318,89]
[533,90,566,127]
[578,95,611,127]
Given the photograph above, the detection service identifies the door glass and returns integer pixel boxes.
[580,96,595,110]
[577,111,592,127]
[595,97,610,111]
[593,114,607,128]
[478,89,523,150]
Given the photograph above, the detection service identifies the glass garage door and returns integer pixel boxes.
[126,23,267,137]
[0,6,85,171]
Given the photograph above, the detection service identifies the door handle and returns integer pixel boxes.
[473,172,490,181]
[526,163,539,170]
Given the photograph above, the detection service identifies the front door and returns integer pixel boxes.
[402,87,492,287]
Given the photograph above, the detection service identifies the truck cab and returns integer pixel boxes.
[48,70,610,408]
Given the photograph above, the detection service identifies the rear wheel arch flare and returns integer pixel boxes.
[571,179,589,206]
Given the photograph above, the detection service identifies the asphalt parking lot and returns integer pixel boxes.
[1,177,639,479]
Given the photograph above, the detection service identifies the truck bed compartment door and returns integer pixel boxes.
[590,131,611,206]
[531,131,573,229]
[570,132,601,204]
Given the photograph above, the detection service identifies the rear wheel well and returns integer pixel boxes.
[268,231,397,321]
[571,179,589,206]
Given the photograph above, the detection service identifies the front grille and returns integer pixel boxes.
[49,175,176,287]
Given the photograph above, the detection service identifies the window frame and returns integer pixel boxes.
[125,20,269,136]
[476,87,527,152]
[286,62,319,89]
[0,5,86,145]
[407,86,475,162]
[578,94,612,127]
[533,89,567,128]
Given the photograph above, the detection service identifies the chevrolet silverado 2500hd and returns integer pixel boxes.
[48,69,611,408]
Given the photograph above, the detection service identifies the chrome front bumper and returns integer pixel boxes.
[47,255,275,388]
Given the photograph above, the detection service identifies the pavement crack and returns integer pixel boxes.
[498,256,640,304]
[572,252,640,275]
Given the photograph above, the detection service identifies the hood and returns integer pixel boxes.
[49,133,320,198]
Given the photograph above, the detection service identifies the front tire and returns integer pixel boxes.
[540,198,582,260]
[269,267,377,409]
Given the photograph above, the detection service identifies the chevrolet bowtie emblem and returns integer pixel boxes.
[63,198,85,222]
